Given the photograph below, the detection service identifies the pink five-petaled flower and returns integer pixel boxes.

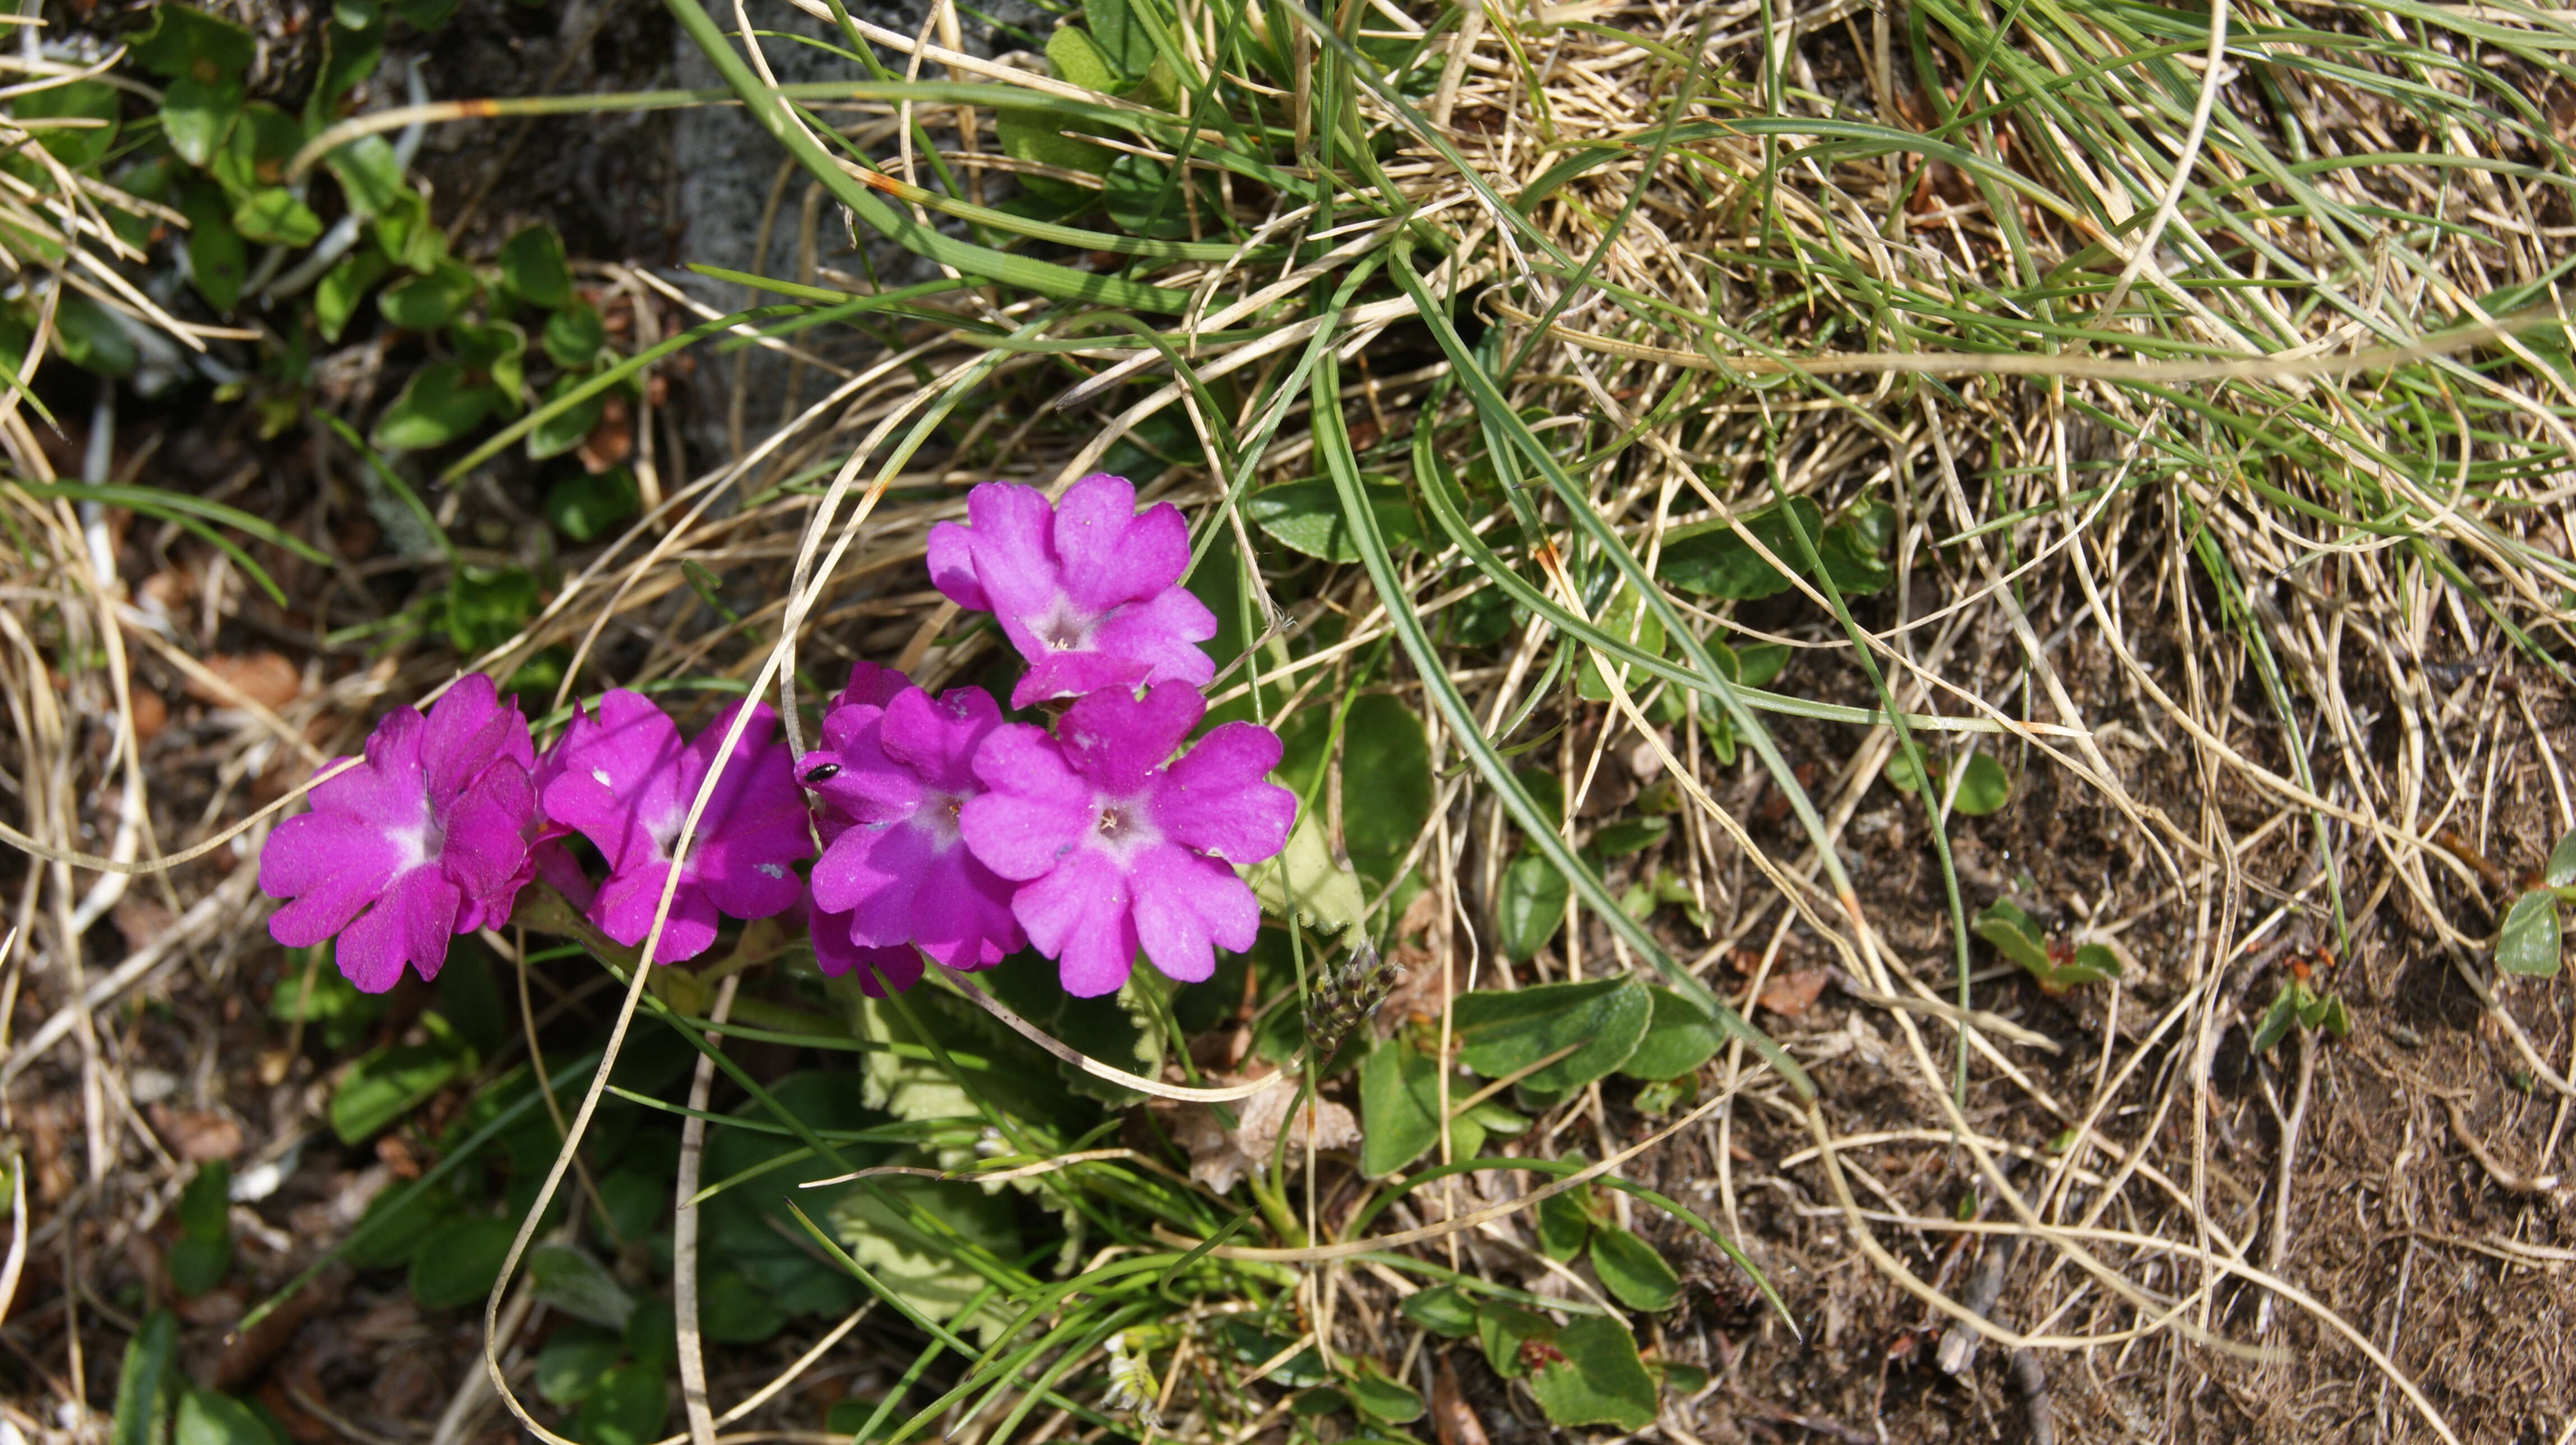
[959,682,1295,997]
[926,473,1218,710]
[539,691,809,964]
[260,674,536,993]
[799,675,1024,977]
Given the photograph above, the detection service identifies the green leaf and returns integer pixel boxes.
[175,1392,280,1445]
[1340,693,1432,887]
[1497,851,1571,960]
[134,4,256,79]
[54,295,137,378]
[342,1177,457,1268]
[1514,766,1565,835]
[2250,987,2299,1055]
[1453,976,1652,1098]
[389,0,461,27]
[1246,479,1420,563]
[373,361,500,450]
[1475,1303,1554,1380]
[1526,1316,1658,1432]
[1735,641,1790,688]
[310,20,384,122]
[325,134,407,217]
[1101,153,1190,239]
[1655,499,1821,601]
[1399,1284,1478,1338]
[2546,828,2576,889]
[499,223,573,308]
[527,1245,636,1329]
[449,319,527,404]
[1358,1036,1442,1178]
[1083,0,1156,76]
[528,374,610,461]
[16,79,121,170]
[1618,987,1721,1082]
[571,1364,668,1445]
[1534,1174,1593,1261]
[1971,899,2052,974]
[160,74,245,168]
[1944,751,2012,816]
[330,1038,471,1144]
[1343,1367,1423,1425]
[535,1327,622,1409]
[378,263,477,330]
[696,1266,788,1343]
[1244,811,1368,935]
[2064,944,2123,985]
[315,247,392,343]
[546,464,640,541]
[544,302,607,370]
[409,1216,517,1310]
[232,188,323,247]
[2498,891,2564,978]
[210,103,302,199]
[178,181,247,311]
[829,1163,1021,1343]
[1589,816,1668,858]
[1046,23,1120,91]
[1588,1226,1681,1311]
[168,1161,234,1296]
[112,1311,178,1445]
[446,566,541,654]
[1576,588,1665,701]
[2315,992,2352,1038]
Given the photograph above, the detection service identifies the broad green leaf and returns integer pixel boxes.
[1245,478,1420,563]
[379,263,477,330]
[1576,588,1664,702]
[2546,827,2576,889]
[168,1161,234,1296]
[2315,992,2352,1037]
[1534,1172,1593,1261]
[1398,1284,1478,1337]
[571,1364,668,1445]
[528,374,610,461]
[375,191,445,272]
[16,79,121,170]
[133,4,256,78]
[2498,891,2563,978]
[1083,0,1155,76]
[341,1176,457,1268]
[2250,987,2299,1055]
[994,108,1115,180]
[54,295,137,378]
[446,566,540,654]
[1526,1317,1658,1432]
[546,464,639,541]
[1497,852,1570,960]
[1343,1367,1423,1425]
[1244,811,1367,935]
[232,188,322,247]
[409,1216,516,1309]
[1452,976,1652,1098]
[175,1392,280,1445]
[1618,987,1721,1081]
[829,1161,1020,1342]
[1341,693,1432,886]
[1971,900,2052,974]
[112,1311,177,1445]
[2063,944,2123,985]
[325,135,407,217]
[390,0,461,27]
[330,1039,470,1143]
[1590,817,1668,858]
[310,20,383,121]
[983,956,1165,1106]
[696,1266,787,1343]
[373,362,499,450]
[526,1245,635,1329]
[1588,1226,1680,1311]
[1734,641,1790,688]
[210,103,302,199]
[499,222,573,307]
[160,75,245,168]
[1654,499,1821,601]
[1514,766,1565,835]
[316,247,392,343]
[1101,153,1190,239]
[1945,751,2011,816]
[1046,23,1120,91]
[1357,1036,1441,1178]
[1475,1302,1554,1380]
[534,1327,621,1409]
[178,181,247,311]
[545,302,607,370]
[449,319,527,404]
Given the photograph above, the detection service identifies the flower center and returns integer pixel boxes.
[912,791,966,848]
[1088,795,1161,858]
[392,797,445,874]
[1037,598,1097,652]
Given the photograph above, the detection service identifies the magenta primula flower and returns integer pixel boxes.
[959,682,1295,997]
[800,893,925,997]
[260,674,536,992]
[800,678,1024,973]
[926,473,1218,709]
[539,691,809,963]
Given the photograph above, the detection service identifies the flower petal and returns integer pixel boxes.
[260,811,412,948]
[1154,722,1295,864]
[909,845,1024,969]
[1055,475,1187,613]
[835,660,913,711]
[1012,853,1138,997]
[335,867,462,993]
[1088,586,1217,693]
[591,863,721,963]
[542,691,684,873]
[925,519,991,613]
[1056,682,1202,794]
[1127,844,1253,983]
[877,685,1002,791]
[812,819,931,946]
[960,725,1091,880]
[1012,650,1152,710]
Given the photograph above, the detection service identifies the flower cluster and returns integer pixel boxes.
[259,473,1296,1002]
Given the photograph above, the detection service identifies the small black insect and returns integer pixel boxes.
[802,763,841,785]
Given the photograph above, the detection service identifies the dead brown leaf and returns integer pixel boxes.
[1757,969,1828,1019]
[1431,1358,1491,1445]
[148,1104,245,1162]
[186,651,303,710]
[1163,1071,1360,1194]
